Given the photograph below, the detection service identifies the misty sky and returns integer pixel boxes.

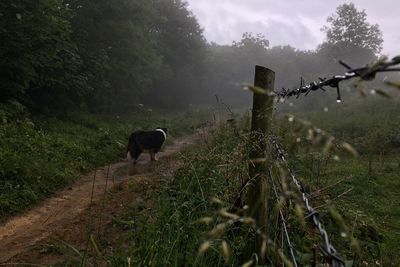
[185,0,399,56]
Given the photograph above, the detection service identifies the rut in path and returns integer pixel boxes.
[0,132,203,263]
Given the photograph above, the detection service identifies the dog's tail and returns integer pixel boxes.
[127,150,132,161]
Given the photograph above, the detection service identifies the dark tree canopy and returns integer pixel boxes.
[0,0,86,109]
[0,0,208,113]
[322,3,383,54]
[65,0,162,113]
[0,0,389,114]
[141,0,207,109]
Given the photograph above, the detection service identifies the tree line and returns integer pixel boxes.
[0,0,207,113]
[0,1,385,114]
[202,3,384,109]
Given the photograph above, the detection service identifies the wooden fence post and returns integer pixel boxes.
[245,65,275,263]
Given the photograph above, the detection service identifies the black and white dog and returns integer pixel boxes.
[127,127,167,164]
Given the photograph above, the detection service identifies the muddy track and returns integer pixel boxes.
[0,132,204,264]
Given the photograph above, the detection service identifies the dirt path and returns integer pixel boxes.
[0,132,204,264]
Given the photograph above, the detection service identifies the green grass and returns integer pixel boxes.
[32,98,396,266]
[277,97,400,266]
[296,97,400,154]
[0,103,210,219]
[295,153,400,266]
[108,124,249,266]
[107,112,400,266]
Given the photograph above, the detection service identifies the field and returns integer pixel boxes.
[291,97,400,265]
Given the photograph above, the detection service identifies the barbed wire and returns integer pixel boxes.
[268,168,298,267]
[275,56,400,101]
[269,134,345,267]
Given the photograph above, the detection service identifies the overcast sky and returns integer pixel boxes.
[185,0,399,56]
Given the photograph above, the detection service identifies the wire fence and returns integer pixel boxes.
[269,134,344,267]
[274,56,400,101]
[268,167,298,267]
[256,56,400,266]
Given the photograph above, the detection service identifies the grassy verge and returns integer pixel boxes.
[107,124,248,266]
[0,102,210,219]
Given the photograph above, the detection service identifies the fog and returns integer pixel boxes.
[186,0,400,56]
[1,0,399,114]
[1,2,399,265]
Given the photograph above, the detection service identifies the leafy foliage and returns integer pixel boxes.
[1,0,392,113]
[0,0,86,110]
[65,0,163,113]
[233,32,270,50]
[0,0,208,113]
[322,3,383,54]
[142,0,207,108]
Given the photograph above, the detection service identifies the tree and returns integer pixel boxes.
[233,32,269,50]
[0,0,86,110]
[65,0,162,113]
[322,3,383,54]
[142,0,207,108]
